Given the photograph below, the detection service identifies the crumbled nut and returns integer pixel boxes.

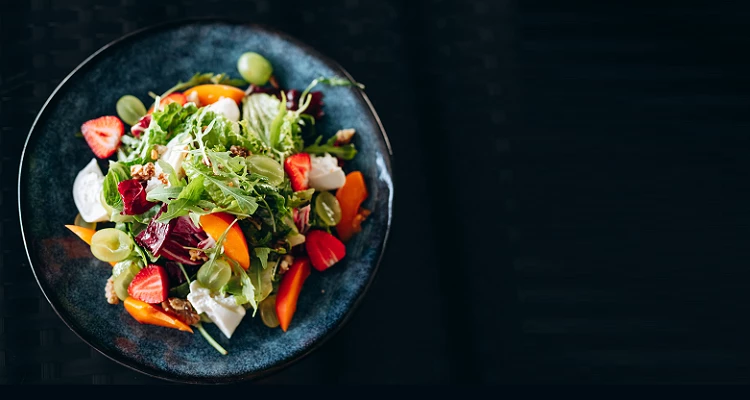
[130,162,156,181]
[227,181,233,187]
[229,145,249,158]
[335,129,356,145]
[189,248,208,262]
[157,172,169,185]
[162,298,201,326]
[150,148,159,160]
[278,255,294,275]
[105,277,119,305]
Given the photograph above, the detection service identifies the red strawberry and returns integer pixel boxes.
[81,116,124,159]
[127,265,169,304]
[305,230,346,271]
[284,153,311,192]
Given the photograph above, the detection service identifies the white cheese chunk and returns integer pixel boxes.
[205,97,240,122]
[308,153,346,191]
[72,158,109,223]
[187,281,246,339]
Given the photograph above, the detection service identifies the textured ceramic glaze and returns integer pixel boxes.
[19,20,392,384]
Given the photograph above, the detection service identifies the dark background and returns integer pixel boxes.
[2,0,750,384]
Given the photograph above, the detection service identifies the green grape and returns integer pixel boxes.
[197,257,232,292]
[116,95,147,126]
[112,261,141,300]
[91,228,133,262]
[237,52,273,86]
[314,191,342,226]
[259,295,280,328]
[247,155,284,186]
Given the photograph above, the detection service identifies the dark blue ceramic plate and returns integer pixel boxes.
[18,20,392,384]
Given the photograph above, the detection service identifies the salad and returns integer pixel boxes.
[65,51,371,354]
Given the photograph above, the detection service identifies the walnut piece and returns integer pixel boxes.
[130,162,156,181]
[162,298,201,326]
[189,248,208,262]
[156,172,169,185]
[229,145,250,158]
[105,277,119,305]
[335,129,356,145]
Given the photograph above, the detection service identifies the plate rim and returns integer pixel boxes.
[17,17,394,384]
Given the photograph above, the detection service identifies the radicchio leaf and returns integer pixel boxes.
[118,179,157,215]
[285,89,324,119]
[135,206,209,265]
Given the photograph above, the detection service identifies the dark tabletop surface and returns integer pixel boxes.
[2,0,750,384]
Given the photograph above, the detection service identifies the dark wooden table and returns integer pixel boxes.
[2,0,749,384]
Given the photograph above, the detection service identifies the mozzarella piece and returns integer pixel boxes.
[161,133,192,178]
[187,281,246,339]
[72,158,109,223]
[205,97,240,122]
[308,153,346,191]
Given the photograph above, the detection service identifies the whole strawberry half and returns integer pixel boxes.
[81,115,124,159]
[284,153,311,192]
[305,230,346,271]
[127,265,169,304]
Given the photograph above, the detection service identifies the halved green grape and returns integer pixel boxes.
[116,95,147,126]
[315,191,342,226]
[74,213,96,230]
[197,257,232,292]
[112,261,142,300]
[259,295,280,328]
[91,228,133,263]
[237,52,273,86]
[247,155,284,186]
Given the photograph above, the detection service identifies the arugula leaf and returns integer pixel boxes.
[248,258,275,307]
[145,185,182,203]
[155,175,205,222]
[230,260,257,313]
[102,161,131,210]
[205,175,258,216]
[287,188,315,208]
[253,247,271,269]
[303,135,357,160]
[178,174,204,201]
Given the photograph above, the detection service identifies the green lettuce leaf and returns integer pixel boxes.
[102,161,131,210]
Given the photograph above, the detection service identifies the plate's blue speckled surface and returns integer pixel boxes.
[18,20,392,384]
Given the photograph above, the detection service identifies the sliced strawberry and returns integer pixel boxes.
[147,92,187,114]
[305,230,346,271]
[127,265,169,304]
[81,116,124,159]
[284,153,311,192]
